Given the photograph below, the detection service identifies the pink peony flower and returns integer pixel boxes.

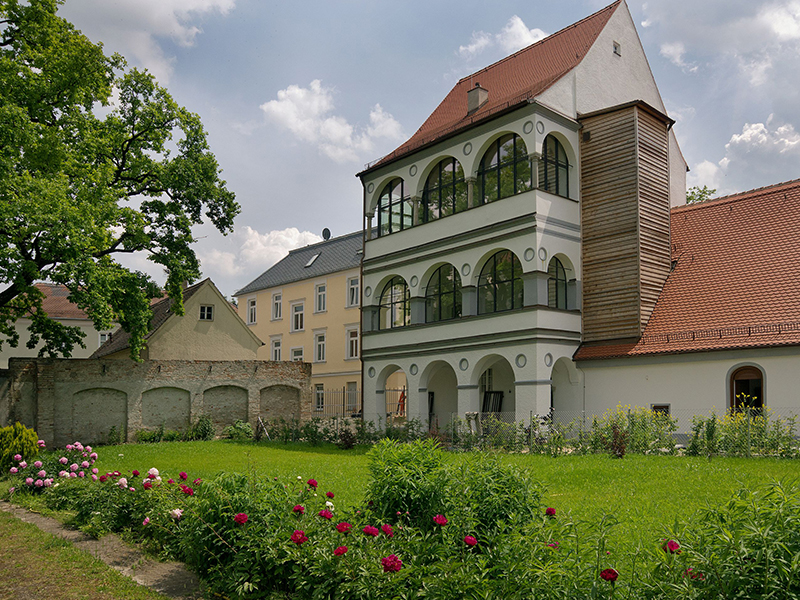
[59,471,68,478]
[334,546,348,556]
[129,486,135,492]
[600,568,618,583]
[381,524,394,538]
[234,513,248,525]
[86,446,92,453]
[545,507,556,517]
[318,509,333,520]
[44,479,52,487]
[464,535,478,547]
[381,554,403,573]
[291,529,308,545]
[179,472,188,480]
[547,542,560,550]
[118,477,128,489]
[59,457,68,465]
[19,461,27,469]
[363,525,380,537]
[143,517,150,526]
[326,491,334,498]
[433,514,448,526]
[37,440,46,448]
[74,442,83,451]
[78,471,85,478]
[662,539,681,554]
[293,505,305,515]
[34,461,43,469]
[90,452,98,461]
[170,508,183,521]
[91,474,97,481]
[34,479,43,487]
[148,468,159,479]
[92,468,98,475]
[336,522,352,534]
[70,463,79,472]
[69,472,77,478]
[13,454,22,462]
[66,444,74,451]
[37,470,46,478]
[25,477,33,485]
[307,478,318,489]
[9,467,17,474]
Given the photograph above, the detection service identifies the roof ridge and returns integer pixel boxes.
[286,230,361,255]
[456,0,622,85]
[672,177,800,214]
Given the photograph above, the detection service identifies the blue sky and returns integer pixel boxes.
[59,0,800,297]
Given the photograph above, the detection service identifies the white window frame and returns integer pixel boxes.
[314,384,325,412]
[291,302,304,332]
[347,276,360,307]
[315,282,327,313]
[291,347,304,362]
[272,292,282,321]
[314,330,326,363]
[270,336,282,361]
[247,297,257,324]
[345,327,359,360]
[200,305,214,321]
[99,332,111,345]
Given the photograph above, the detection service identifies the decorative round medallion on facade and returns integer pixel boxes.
[364,286,372,298]
[410,275,418,287]
[544,353,553,367]
[523,120,534,134]
[515,354,527,368]
[409,364,418,376]
[368,367,376,378]
[459,358,469,372]
[463,142,472,155]
[524,248,535,262]
[538,247,548,262]
[367,182,374,194]
[409,165,418,177]
[536,121,545,134]
[461,264,471,276]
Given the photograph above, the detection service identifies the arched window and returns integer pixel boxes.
[538,135,570,198]
[730,366,764,410]
[478,251,523,314]
[425,265,462,322]
[423,158,467,222]
[379,277,410,329]
[547,257,568,310]
[478,134,532,204]
[377,178,413,237]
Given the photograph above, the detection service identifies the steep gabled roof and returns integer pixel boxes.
[33,283,90,320]
[234,230,363,296]
[361,1,621,174]
[91,279,207,358]
[576,179,800,360]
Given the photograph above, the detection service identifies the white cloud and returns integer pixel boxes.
[457,16,547,60]
[759,2,800,41]
[260,80,404,163]
[59,0,235,83]
[686,159,723,191]
[660,42,698,73]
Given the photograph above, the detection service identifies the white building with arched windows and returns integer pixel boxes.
[357,0,690,428]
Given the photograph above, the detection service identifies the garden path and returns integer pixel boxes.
[0,500,201,599]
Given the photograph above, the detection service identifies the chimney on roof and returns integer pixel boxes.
[467,82,488,114]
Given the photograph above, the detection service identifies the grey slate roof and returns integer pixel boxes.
[234,230,363,296]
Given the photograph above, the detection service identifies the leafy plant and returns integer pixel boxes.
[0,422,40,469]
[223,420,254,441]
[187,415,215,441]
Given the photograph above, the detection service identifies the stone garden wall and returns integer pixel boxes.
[0,358,312,446]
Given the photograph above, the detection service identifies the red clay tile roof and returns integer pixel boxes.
[576,178,800,360]
[34,283,90,320]
[361,1,620,174]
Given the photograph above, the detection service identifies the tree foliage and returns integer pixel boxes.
[686,185,716,204]
[0,0,239,359]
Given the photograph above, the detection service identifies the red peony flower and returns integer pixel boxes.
[234,513,248,525]
[98,475,108,483]
[142,481,152,490]
[684,568,704,580]
[193,478,202,485]
[662,539,681,554]
[291,529,308,545]
[600,568,618,583]
[132,470,140,477]
[180,484,194,495]
[381,554,403,573]
[336,522,352,534]
[381,523,394,538]
[179,472,188,480]
[433,514,448,526]
[293,505,305,515]
[307,478,318,489]
[545,507,556,517]
[334,546,348,556]
[547,542,560,550]
[464,535,477,547]
[326,491,334,498]
[168,479,175,484]
[363,525,380,537]
[318,509,333,520]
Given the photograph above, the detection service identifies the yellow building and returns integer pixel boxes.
[234,231,365,416]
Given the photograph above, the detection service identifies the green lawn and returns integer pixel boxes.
[88,440,800,551]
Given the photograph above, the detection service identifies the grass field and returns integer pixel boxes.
[86,440,800,550]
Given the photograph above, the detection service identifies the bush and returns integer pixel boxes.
[187,415,215,441]
[0,422,41,470]
[223,420,254,441]
[6,440,97,494]
[134,424,184,444]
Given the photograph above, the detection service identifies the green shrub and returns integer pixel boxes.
[187,415,215,441]
[106,424,125,445]
[0,422,40,469]
[223,420,254,441]
[337,428,356,450]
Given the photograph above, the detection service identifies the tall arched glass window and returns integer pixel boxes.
[379,276,410,329]
[478,251,523,314]
[731,366,764,411]
[478,134,532,204]
[539,135,570,198]
[547,257,568,310]
[422,158,467,222]
[377,178,413,237]
[425,265,462,322]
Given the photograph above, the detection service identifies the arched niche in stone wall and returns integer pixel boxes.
[69,388,127,446]
[141,387,191,431]
[260,385,300,421]
[202,385,249,433]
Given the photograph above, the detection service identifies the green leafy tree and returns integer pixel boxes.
[0,0,239,359]
[686,185,716,204]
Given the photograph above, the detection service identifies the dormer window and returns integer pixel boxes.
[305,253,320,267]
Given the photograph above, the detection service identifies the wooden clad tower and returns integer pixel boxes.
[579,101,673,342]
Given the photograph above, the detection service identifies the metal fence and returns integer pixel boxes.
[313,387,362,418]
[443,407,800,457]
